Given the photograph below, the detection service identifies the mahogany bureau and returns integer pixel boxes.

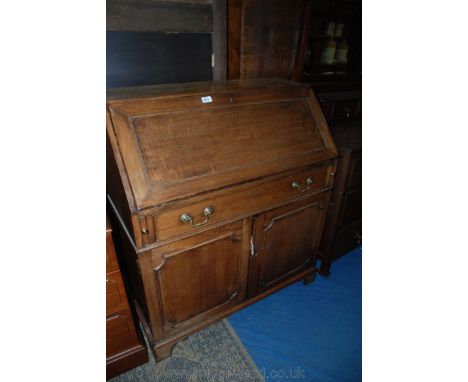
[106,216,148,378]
[106,78,339,360]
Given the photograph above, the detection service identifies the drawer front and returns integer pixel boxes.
[106,308,140,357]
[106,271,129,315]
[149,165,333,242]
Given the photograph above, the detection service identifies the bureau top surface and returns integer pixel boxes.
[107,78,305,100]
[107,78,337,211]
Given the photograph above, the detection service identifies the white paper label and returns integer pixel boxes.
[201,96,213,103]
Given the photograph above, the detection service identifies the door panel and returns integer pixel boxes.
[151,222,248,335]
[249,194,328,296]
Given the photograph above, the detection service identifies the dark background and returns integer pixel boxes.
[106,31,212,88]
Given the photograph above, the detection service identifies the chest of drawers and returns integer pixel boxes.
[106,78,339,360]
[106,216,148,379]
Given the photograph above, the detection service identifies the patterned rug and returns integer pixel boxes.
[110,319,264,382]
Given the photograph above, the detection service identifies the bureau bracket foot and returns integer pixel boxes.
[303,270,317,285]
[318,270,331,278]
[155,343,174,361]
[318,259,332,277]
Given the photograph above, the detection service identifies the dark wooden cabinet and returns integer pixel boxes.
[106,217,148,379]
[317,90,361,122]
[318,123,361,275]
[107,78,338,360]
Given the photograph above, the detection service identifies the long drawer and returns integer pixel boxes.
[139,164,335,244]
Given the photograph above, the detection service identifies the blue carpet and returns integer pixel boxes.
[228,247,362,382]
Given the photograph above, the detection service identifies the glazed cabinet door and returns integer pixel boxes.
[147,221,250,339]
[248,194,328,297]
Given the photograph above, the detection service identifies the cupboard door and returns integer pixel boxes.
[249,195,328,296]
[150,221,249,337]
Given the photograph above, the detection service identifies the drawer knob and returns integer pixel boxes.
[291,177,314,192]
[179,207,214,227]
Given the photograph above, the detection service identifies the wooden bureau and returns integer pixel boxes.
[106,78,339,360]
[106,216,148,379]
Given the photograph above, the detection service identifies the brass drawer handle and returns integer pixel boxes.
[179,207,214,227]
[291,177,314,192]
